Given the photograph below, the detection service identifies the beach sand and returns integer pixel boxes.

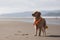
[0,19,60,40]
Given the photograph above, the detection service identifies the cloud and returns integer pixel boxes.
[0,0,60,14]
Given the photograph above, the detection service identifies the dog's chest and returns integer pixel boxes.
[37,18,45,25]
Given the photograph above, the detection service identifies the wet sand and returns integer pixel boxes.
[0,19,60,40]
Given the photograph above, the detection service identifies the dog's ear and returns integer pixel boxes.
[38,12,41,17]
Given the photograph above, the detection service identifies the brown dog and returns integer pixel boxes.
[32,11,46,37]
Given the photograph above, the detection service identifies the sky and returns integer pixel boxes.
[0,0,60,14]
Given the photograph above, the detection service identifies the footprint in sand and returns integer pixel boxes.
[14,30,29,36]
[5,35,13,39]
[21,34,29,36]
[14,33,29,36]
[17,31,22,33]
[14,30,22,36]
[14,33,20,36]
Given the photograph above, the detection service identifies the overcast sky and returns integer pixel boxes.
[0,0,60,14]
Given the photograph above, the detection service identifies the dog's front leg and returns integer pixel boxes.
[39,27,41,36]
[34,25,38,36]
[34,29,37,36]
[35,26,38,36]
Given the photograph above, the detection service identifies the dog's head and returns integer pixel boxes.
[32,11,41,18]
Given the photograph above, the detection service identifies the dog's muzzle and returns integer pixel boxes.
[32,14,36,17]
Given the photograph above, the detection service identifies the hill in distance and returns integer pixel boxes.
[0,10,60,18]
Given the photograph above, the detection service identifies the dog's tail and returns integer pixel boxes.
[45,25,48,29]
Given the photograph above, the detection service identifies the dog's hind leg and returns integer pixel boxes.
[43,30,46,37]
[42,27,46,37]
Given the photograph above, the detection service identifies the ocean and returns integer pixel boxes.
[0,18,60,25]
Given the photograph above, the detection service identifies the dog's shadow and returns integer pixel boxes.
[46,35,60,37]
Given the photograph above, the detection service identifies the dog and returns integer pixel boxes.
[32,11,46,37]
